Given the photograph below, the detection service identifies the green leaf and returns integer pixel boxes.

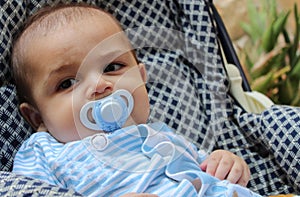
[278,78,294,104]
[261,23,275,52]
[291,59,300,78]
[273,11,290,39]
[251,49,287,78]
[262,11,290,52]
[251,72,274,92]
[245,53,254,69]
[291,4,300,66]
[282,29,291,44]
[240,23,257,41]
[291,81,300,106]
[245,0,266,39]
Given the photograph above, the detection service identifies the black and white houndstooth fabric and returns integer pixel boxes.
[0,0,299,196]
[0,171,82,196]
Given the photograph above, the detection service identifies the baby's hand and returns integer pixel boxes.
[200,150,250,186]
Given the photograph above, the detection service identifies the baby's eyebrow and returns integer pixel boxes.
[80,49,129,69]
[44,64,76,87]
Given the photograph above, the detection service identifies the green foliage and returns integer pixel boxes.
[240,1,300,106]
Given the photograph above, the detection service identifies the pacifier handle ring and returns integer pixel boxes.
[113,89,134,115]
[80,101,99,130]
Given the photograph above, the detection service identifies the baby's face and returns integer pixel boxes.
[23,11,149,142]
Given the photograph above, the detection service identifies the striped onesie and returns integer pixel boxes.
[13,122,261,196]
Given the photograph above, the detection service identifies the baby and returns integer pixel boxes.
[12,3,261,197]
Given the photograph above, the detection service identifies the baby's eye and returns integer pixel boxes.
[103,63,125,73]
[58,78,78,90]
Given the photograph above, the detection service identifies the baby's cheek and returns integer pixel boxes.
[131,105,149,124]
[44,110,80,142]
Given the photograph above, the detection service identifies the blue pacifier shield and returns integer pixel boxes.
[80,89,134,132]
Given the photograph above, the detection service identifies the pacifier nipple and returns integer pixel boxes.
[80,89,134,132]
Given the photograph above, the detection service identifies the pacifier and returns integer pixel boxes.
[80,89,134,133]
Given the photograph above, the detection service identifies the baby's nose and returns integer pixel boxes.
[90,78,113,100]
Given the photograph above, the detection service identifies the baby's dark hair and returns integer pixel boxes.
[11,3,105,105]
[11,3,137,106]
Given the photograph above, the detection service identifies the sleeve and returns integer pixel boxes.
[12,132,63,187]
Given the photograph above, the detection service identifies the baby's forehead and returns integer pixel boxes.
[18,6,120,56]
[26,7,112,35]
[16,6,122,68]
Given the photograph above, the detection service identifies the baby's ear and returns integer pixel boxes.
[19,103,44,131]
[138,63,147,83]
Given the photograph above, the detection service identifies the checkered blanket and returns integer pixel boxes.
[0,0,299,196]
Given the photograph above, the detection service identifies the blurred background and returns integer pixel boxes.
[215,0,300,106]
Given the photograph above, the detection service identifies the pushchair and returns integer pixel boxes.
[0,0,299,196]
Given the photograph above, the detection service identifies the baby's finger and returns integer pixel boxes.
[199,159,208,171]
[225,162,243,184]
[204,155,222,176]
[214,157,233,180]
[237,165,250,186]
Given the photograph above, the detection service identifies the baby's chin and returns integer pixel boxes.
[52,129,98,143]
[56,116,146,143]
[123,115,148,128]
[76,129,103,140]
[123,116,135,127]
